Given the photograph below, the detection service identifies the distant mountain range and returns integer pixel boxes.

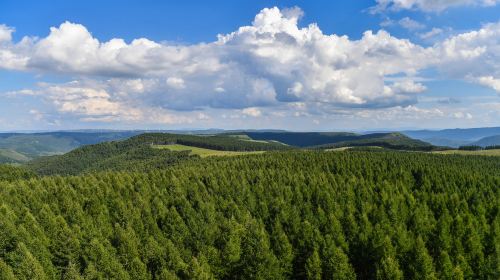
[402,127,500,147]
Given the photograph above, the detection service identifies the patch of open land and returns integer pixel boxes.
[154,144,265,157]
[433,149,500,156]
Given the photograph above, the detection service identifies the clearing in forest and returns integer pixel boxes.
[154,144,265,157]
[433,149,500,156]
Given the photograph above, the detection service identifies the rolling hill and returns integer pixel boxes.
[312,132,437,150]
[469,135,500,147]
[27,133,291,175]
[240,131,359,147]
[0,131,142,163]
[26,131,439,175]
[236,131,437,150]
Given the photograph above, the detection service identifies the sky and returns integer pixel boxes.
[0,0,499,131]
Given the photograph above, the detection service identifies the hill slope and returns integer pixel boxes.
[470,135,500,147]
[313,132,437,150]
[240,131,436,150]
[241,131,359,147]
[27,133,290,175]
[0,131,141,163]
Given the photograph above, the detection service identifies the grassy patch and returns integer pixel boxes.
[433,149,500,156]
[154,144,265,157]
[0,148,31,163]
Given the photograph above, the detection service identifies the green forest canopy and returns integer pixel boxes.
[0,150,499,279]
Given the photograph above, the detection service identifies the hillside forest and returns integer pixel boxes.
[0,142,498,279]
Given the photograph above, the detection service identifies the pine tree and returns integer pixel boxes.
[63,262,83,280]
[305,249,322,280]
[437,251,453,279]
[410,237,437,280]
[188,255,214,280]
[376,256,403,280]
[326,246,356,280]
[271,220,294,277]
[9,242,48,280]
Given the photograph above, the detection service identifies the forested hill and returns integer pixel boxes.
[0,151,498,279]
[241,131,359,147]
[0,131,142,164]
[127,133,290,151]
[0,130,439,165]
[312,132,436,151]
[26,133,290,175]
[237,131,436,150]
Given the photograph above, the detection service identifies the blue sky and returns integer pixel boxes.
[0,0,499,131]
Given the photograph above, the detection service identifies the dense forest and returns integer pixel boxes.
[1,150,498,279]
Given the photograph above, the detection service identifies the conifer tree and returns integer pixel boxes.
[305,249,322,280]
[410,237,437,280]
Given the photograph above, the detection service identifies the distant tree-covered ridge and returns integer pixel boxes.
[0,131,142,163]
[26,133,291,176]
[0,151,498,279]
[129,133,291,151]
[237,131,440,150]
[313,133,440,151]
[241,131,359,147]
[0,130,441,165]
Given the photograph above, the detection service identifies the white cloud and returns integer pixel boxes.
[476,76,500,92]
[398,17,425,30]
[0,24,14,42]
[29,109,44,121]
[435,22,500,93]
[166,77,186,89]
[19,81,200,124]
[371,0,500,13]
[242,107,262,117]
[419,28,443,39]
[0,7,499,125]
[0,8,435,112]
[387,80,427,94]
[452,112,473,119]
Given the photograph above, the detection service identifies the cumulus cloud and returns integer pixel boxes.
[0,8,437,113]
[0,7,499,125]
[435,22,500,94]
[371,0,500,13]
[476,76,500,91]
[12,81,200,124]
